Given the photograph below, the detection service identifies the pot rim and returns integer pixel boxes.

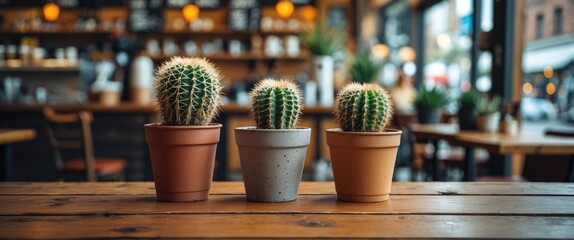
[235,126,311,132]
[144,123,222,129]
[325,128,402,135]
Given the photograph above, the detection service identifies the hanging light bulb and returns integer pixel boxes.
[42,2,60,22]
[276,0,294,19]
[372,44,389,60]
[182,3,200,22]
[299,5,317,21]
[398,46,416,62]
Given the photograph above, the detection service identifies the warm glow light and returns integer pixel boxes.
[543,66,554,78]
[42,2,60,22]
[436,33,451,49]
[546,82,556,95]
[398,46,416,62]
[372,44,389,60]
[182,4,200,22]
[299,5,317,21]
[523,82,533,94]
[276,0,294,19]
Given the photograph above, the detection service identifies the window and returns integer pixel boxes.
[554,8,563,35]
[536,14,543,39]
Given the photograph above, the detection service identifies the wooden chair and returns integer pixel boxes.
[43,107,126,182]
[479,129,574,182]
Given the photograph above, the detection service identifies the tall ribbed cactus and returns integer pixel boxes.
[335,83,393,132]
[250,79,302,129]
[155,56,223,126]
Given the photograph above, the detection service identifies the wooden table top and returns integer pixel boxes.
[410,123,574,154]
[0,129,36,145]
[1,182,573,239]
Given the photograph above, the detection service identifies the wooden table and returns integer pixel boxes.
[0,129,36,181]
[0,182,573,239]
[410,124,574,181]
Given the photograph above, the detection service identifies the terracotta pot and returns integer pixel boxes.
[235,127,311,202]
[144,123,222,202]
[326,128,402,203]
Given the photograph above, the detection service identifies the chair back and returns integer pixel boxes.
[43,107,97,181]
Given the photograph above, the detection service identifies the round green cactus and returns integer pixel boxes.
[155,57,223,126]
[250,79,302,129]
[335,83,393,132]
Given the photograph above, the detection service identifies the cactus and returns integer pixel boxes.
[335,83,393,132]
[250,79,302,129]
[155,56,223,126]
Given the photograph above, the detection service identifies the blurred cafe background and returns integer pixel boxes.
[0,0,573,182]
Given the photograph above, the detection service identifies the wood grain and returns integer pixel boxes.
[0,129,36,145]
[0,194,572,216]
[1,214,573,239]
[2,182,574,196]
[1,182,574,239]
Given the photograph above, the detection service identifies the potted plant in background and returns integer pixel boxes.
[235,79,311,202]
[348,49,382,84]
[300,21,344,106]
[144,56,223,202]
[414,87,449,124]
[476,96,501,132]
[325,83,401,202]
[457,89,482,130]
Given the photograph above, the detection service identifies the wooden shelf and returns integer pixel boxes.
[0,30,111,36]
[150,29,301,36]
[0,66,80,72]
[0,102,333,114]
[1,29,302,36]
[90,52,309,61]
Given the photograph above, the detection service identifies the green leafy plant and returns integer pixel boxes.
[458,88,483,114]
[155,56,223,126]
[348,50,382,84]
[250,79,302,129]
[414,87,449,110]
[335,83,393,132]
[478,96,501,115]
[300,21,345,56]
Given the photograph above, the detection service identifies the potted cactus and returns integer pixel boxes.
[325,83,401,203]
[235,79,311,202]
[144,56,223,202]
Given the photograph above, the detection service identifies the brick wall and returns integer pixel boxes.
[524,0,574,42]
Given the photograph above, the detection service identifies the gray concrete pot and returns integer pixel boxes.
[235,126,311,202]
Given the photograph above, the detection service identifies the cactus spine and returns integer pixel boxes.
[250,79,302,129]
[335,83,393,132]
[155,56,223,126]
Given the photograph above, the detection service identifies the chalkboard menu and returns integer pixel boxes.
[167,0,222,8]
[228,0,260,31]
[260,0,314,7]
[129,0,164,32]
[0,0,122,7]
